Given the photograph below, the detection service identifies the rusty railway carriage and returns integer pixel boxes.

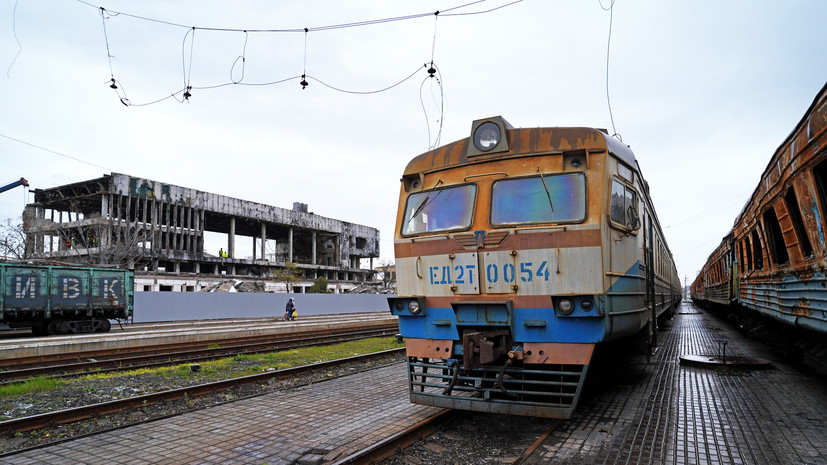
[691,82,827,370]
[389,116,680,418]
[0,262,134,335]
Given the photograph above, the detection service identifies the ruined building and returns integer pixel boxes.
[22,173,380,293]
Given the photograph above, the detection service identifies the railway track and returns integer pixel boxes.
[333,411,562,465]
[0,324,398,383]
[0,348,405,434]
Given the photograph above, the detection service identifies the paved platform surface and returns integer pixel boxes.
[1,363,439,465]
[527,301,827,464]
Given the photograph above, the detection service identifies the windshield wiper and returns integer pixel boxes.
[537,168,555,214]
[407,180,443,225]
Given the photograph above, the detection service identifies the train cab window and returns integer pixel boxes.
[784,188,814,258]
[751,230,764,270]
[763,207,790,266]
[401,184,476,236]
[490,172,586,225]
[609,179,640,230]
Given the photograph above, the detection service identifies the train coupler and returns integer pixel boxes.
[461,329,511,369]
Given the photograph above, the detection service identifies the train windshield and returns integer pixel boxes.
[491,173,586,225]
[402,184,476,235]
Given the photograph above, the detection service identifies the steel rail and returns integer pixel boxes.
[0,318,396,368]
[0,348,406,434]
[331,409,455,465]
[331,412,563,464]
[0,325,397,382]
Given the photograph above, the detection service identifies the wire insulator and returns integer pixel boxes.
[300,74,309,89]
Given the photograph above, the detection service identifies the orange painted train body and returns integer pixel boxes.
[389,116,680,417]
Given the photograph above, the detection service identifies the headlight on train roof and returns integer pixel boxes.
[557,298,574,315]
[473,121,501,152]
[408,300,421,314]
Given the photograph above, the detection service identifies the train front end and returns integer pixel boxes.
[390,117,618,418]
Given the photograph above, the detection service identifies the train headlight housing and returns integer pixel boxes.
[473,122,501,152]
[581,300,593,312]
[395,300,404,311]
[408,300,421,314]
[557,298,574,315]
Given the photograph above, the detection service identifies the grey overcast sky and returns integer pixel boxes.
[1,0,826,282]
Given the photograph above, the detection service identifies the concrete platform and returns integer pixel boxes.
[1,363,439,464]
[0,313,398,360]
[526,300,827,464]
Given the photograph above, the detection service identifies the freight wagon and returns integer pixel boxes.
[0,262,133,335]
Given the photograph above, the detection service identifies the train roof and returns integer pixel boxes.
[403,120,639,176]
[733,81,827,226]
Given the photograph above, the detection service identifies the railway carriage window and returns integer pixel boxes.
[402,184,476,235]
[784,188,814,258]
[745,237,753,271]
[490,173,586,225]
[609,179,640,230]
[813,159,827,231]
[751,230,764,270]
[762,207,789,265]
[739,242,745,274]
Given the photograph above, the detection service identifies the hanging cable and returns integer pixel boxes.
[308,64,426,95]
[420,63,445,149]
[600,0,620,140]
[0,132,114,171]
[230,31,248,84]
[75,0,522,106]
[300,28,309,89]
[6,0,23,77]
[181,27,196,101]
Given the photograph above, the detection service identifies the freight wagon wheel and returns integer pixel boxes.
[47,319,66,335]
[96,318,111,333]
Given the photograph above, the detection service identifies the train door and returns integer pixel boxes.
[644,212,657,349]
[607,176,644,334]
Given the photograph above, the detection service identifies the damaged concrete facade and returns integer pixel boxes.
[22,173,380,293]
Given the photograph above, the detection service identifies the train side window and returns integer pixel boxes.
[813,159,827,234]
[751,230,764,270]
[609,179,640,231]
[739,241,745,274]
[763,207,789,265]
[784,187,814,258]
[745,236,753,271]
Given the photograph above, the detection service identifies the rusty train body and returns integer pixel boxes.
[389,116,680,418]
[691,82,827,370]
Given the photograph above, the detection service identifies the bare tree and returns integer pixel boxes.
[0,218,26,259]
[376,259,396,290]
[273,261,303,292]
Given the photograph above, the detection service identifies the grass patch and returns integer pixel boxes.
[3,336,402,399]
[0,376,65,398]
[82,336,401,381]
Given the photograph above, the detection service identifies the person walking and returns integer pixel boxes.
[284,297,296,321]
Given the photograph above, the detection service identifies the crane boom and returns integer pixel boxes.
[0,178,29,194]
